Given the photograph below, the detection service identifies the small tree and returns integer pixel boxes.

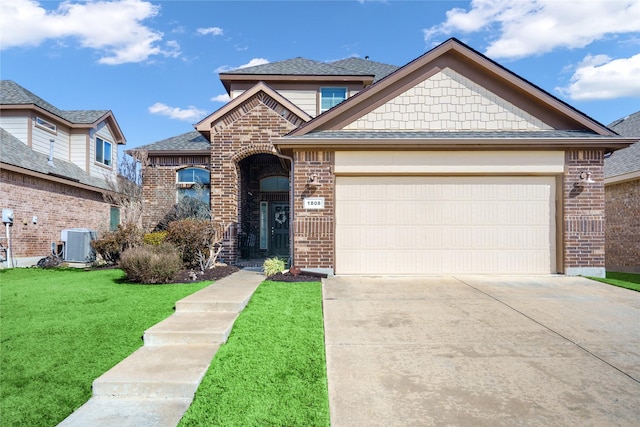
[102,150,148,227]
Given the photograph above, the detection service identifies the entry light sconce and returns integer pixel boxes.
[575,170,595,187]
[308,174,322,189]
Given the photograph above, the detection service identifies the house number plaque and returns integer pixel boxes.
[304,197,325,209]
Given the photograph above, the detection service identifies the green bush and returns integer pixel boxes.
[263,257,286,276]
[120,243,182,284]
[165,219,219,269]
[143,231,168,246]
[91,223,143,265]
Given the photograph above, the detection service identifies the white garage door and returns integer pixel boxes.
[335,176,556,275]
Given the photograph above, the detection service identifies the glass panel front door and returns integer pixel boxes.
[269,202,290,258]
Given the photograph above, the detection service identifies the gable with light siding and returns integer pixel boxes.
[343,68,552,131]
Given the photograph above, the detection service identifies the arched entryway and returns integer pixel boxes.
[237,153,290,262]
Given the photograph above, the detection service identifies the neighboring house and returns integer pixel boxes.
[0,80,125,266]
[605,111,640,273]
[139,38,634,277]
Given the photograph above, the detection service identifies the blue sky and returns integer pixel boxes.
[1,0,640,154]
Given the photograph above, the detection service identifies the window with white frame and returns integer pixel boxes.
[320,87,347,113]
[177,167,210,207]
[35,116,56,134]
[95,137,112,167]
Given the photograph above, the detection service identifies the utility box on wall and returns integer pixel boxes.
[61,228,97,262]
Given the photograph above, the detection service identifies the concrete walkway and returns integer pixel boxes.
[58,269,264,427]
[323,275,640,426]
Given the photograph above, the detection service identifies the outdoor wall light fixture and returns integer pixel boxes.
[308,174,321,188]
[575,170,595,187]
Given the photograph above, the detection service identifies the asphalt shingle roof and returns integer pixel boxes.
[0,127,110,191]
[330,58,399,82]
[136,131,210,152]
[290,130,604,140]
[0,80,108,124]
[221,57,398,82]
[605,111,640,178]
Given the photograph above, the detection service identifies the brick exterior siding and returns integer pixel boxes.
[563,150,606,272]
[210,103,297,262]
[0,169,110,259]
[292,150,335,269]
[605,179,640,272]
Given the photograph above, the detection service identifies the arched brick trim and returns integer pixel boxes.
[230,144,278,164]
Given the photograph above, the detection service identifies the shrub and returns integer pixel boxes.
[143,231,168,246]
[263,257,286,277]
[165,219,224,270]
[91,223,143,265]
[120,243,182,284]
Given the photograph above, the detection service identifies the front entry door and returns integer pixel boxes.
[269,202,290,258]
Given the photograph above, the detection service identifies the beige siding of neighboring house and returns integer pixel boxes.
[32,120,71,161]
[89,122,118,181]
[344,68,553,131]
[0,114,29,144]
[70,132,89,172]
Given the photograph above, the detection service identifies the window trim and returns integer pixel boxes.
[319,87,348,113]
[176,167,211,207]
[95,137,113,167]
[35,116,57,134]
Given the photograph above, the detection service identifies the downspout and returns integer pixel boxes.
[274,150,294,267]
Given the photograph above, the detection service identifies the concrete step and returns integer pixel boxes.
[57,397,191,427]
[92,345,219,399]
[143,311,238,346]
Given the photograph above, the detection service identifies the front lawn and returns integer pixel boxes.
[589,271,640,292]
[0,268,211,427]
[179,280,330,427]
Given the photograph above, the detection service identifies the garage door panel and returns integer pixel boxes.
[336,176,556,275]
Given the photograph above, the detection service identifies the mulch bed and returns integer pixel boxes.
[266,272,325,282]
[169,264,240,283]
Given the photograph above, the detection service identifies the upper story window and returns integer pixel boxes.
[320,87,347,113]
[35,116,56,134]
[260,176,289,192]
[95,137,112,167]
[177,167,210,206]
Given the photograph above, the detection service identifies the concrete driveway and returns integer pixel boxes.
[322,275,640,426]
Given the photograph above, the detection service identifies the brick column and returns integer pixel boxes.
[563,150,605,277]
[292,150,334,273]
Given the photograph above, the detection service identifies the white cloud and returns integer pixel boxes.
[557,53,640,100]
[215,58,269,73]
[148,102,207,122]
[197,27,223,36]
[211,94,231,103]
[0,0,178,65]
[424,0,640,59]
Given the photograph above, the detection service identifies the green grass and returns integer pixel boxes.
[179,280,330,427]
[0,268,211,427]
[589,271,640,292]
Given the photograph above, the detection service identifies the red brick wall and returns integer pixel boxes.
[563,150,605,271]
[292,150,334,269]
[210,102,297,262]
[605,179,640,272]
[0,169,110,259]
